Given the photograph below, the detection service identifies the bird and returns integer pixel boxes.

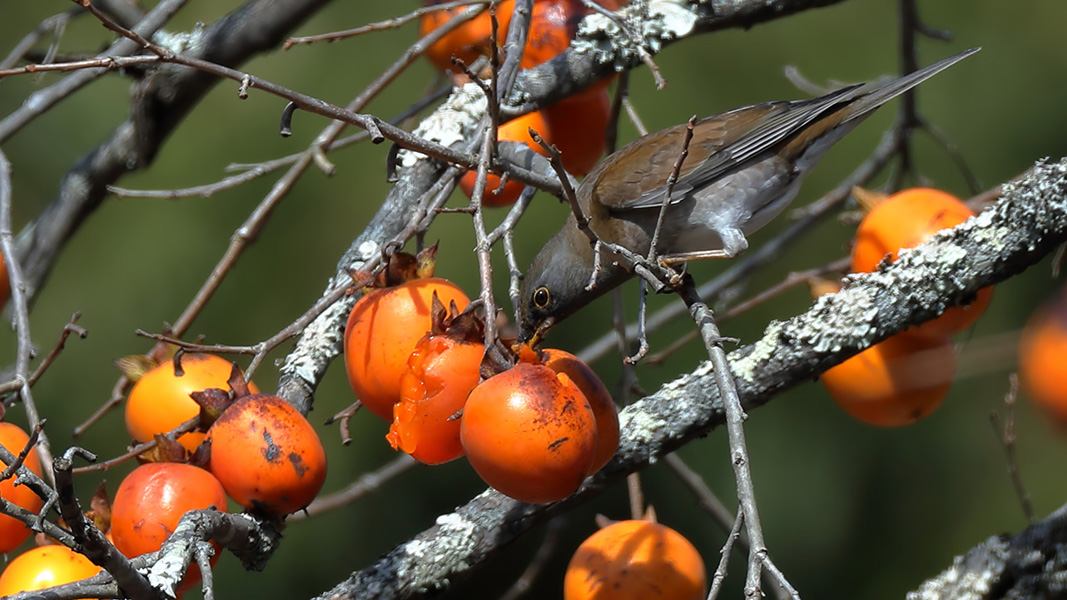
[517,48,979,343]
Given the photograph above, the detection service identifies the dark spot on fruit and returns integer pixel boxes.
[548,436,569,451]
[289,452,309,476]
[262,430,280,462]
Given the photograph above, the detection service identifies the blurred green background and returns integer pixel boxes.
[1,0,1066,598]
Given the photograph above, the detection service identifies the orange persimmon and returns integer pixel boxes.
[521,0,584,69]
[0,422,43,554]
[542,87,612,176]
[345,278,470,420]
[111,462,227,593]
[460,363,597,503]
[459,111,553,207]
[387,305,484,465]
[206,394,326,516]
[419,0,516,73]
[540,348,618,473]
[124,354,259,453]
[0,546,101,598]
[851,188,993,340]
[564,518,706,600]
[1019,289,1067,425]
[821,333,956,427]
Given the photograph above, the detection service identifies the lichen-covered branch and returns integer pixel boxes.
[312,158,1067,599]
[909,503,1067,599]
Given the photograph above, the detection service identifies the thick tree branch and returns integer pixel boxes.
[312,158,1067,599]
[910,503,1067,599]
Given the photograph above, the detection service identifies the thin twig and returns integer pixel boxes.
[990,374,1035,525]
[292,455,417,520]
[677,281,773,598]
[284,0,490,48]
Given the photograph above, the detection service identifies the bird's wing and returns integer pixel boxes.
[611,83,864,212]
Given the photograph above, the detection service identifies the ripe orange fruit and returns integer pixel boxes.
[0,545,101,598]
[345,278,470,420]
[521,0,584,69]
[0,422,43,553]
[459,111,554,207]
[419,0,516,73]
[206,394,327,516]
[111,462,227,593]
[388,329,483,465]
[821,333,956,427]
[542,87,612,176]
[564,519,706,600]
[124,354,259,453]
[851,188,993,339]
[540,348,619,473]
[460,363,597,503]
[1019,289,1067,425]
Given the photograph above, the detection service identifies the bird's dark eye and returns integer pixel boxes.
[532,286,551,309]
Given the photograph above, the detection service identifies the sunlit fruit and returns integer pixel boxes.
[851,187,993,339]
[387,309,484,465]
[459,111,554,207]
[564,518,706,600]
[0,545,102,598]
[206,394,326,516]
[461,363,597,503]
[111,462,227,593]
[821,333,956,427]
[540,348,618,473]
[345,278,470,420]
[419,0,516,73]
[1019,289,1067,425]
[0,422,43,554]
[124,354,259,453]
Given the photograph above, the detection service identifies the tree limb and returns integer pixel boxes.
[311,157,1067,599]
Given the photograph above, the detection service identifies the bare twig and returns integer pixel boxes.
[990,374,1035,525]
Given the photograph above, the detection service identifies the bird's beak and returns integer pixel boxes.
[525,316,555,347]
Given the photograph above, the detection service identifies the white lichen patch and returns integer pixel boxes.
[729,320,784,381]
[396,512,478,579]
[357,240,379,262]
[396,83,487,172]
[144,553,184,598]
[151,23,207,54]
[434,512,478,539]
[278,299,349,382]
[573,0,701,67]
